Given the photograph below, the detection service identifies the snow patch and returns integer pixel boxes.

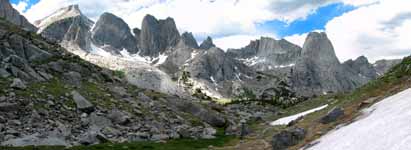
[307,88,411,150]
[155,53,168,66]
[36,6,82,33]
[270,104,328,126]
[274,63,295,68]
[90,43,112,57]
[237,56,263,66]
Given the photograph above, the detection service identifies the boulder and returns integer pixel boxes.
[89,113,113,129]
[10,78,26,90]
[79,130,109,145]
[109,86,129,98]
[71,90,94,113]
[1,134,68,147]
[63,71,82,87]
[0,103,19,112]
[320,107,344,124]
[0,68,10,78]
[108,109,130,125]
[272,127,306,150]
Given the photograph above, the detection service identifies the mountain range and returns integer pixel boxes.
[31,4,400,99]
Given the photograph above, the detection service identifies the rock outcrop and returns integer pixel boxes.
[0,0,37,32]
[199,36,215,50]
[272,127,306,150]
[343,56,378,80]
[227,37,301,71]
[36,5,93,51]
[291,32,366,96]
[139,14,180,57]
[373,59,402,75]
[177,32,198,48]
[91,12,137,54]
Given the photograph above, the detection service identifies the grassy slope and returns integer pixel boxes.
[287,56,411,149]
[227,56,411,150]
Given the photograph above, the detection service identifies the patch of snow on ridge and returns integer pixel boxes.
[237,56,263,66]
[274,63,295,68]
[36,6,82,33]
[306,88,411,150]
[119,49,149,63]
[90,43,112,57]
[270,104,328,126]
[155,53,168,66]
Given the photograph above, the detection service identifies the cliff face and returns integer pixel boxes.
[227,37,301,71]
[36,5,93,51]
[138,15,180,57]
[291,32,367,96]
[91,12,138,54]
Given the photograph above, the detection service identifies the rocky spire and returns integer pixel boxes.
[177,32,198,48]
[139,14,180,57]
[91,12,138,54]
[291,32,366,96]
[343,56,378,80]
[301,32,340,65]
[0,0,37,32]
[199,36,215,49]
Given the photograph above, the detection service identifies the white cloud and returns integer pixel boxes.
[23,0,355,42]
[21,0,409,62]
[11,0,29,13]
[214,33,277,50]
[326,0,411,62]
[283,0,411,62]
[284,33,308,47]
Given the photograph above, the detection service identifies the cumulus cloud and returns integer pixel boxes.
[11,0,29,13]
[22,0,359,42]
[214,33,277,50]
[283,0,411,62]
[21,0,409,61]
[325,0,411,62]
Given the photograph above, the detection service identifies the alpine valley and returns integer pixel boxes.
[0,1,409,150]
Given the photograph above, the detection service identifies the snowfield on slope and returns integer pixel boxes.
[305,88,411,150]
[270,105,328,126]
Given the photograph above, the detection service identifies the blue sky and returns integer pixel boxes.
[260,3,356,37]
[10,0,38,12]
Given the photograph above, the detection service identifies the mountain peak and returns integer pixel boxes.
[36,4,91,33]
[302,31,339,64]
[139,14,180,57]
[177,32,198,48]
[92,12,137,53]
[199,36,215,49]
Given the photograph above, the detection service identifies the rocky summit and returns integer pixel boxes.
[92,12,138,54]
[138,14,181,57]
[35,4,93,51]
